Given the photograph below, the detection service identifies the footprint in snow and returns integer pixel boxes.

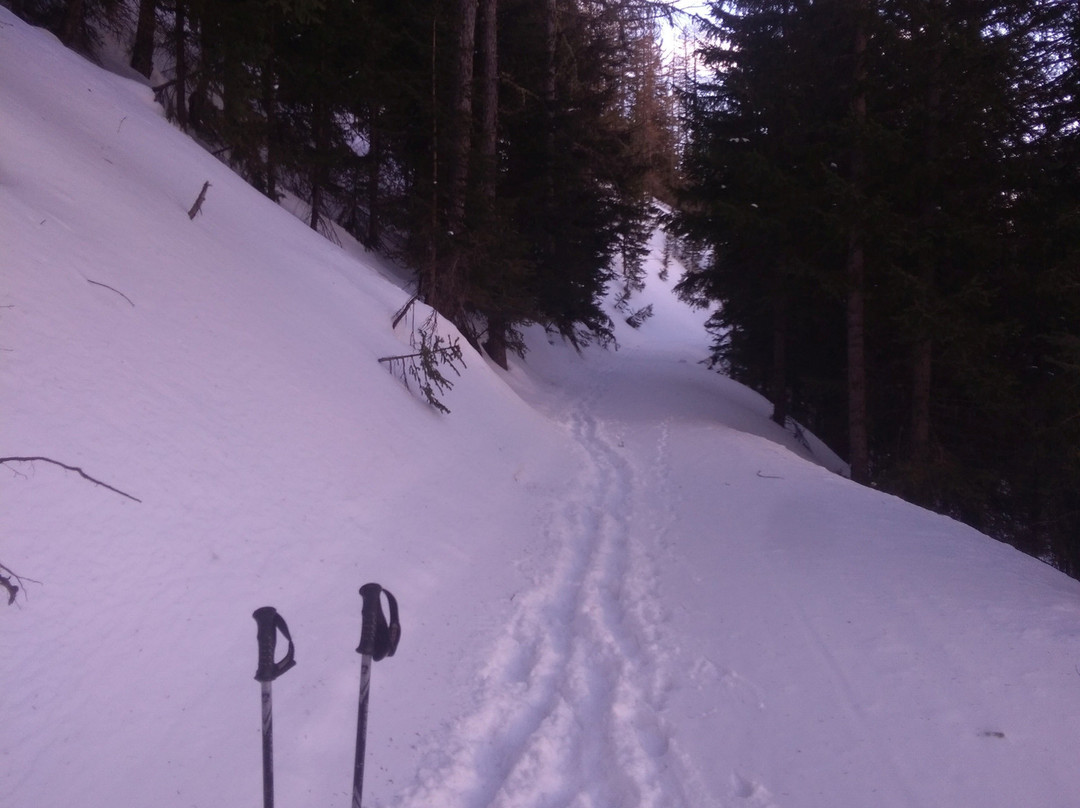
[732,772,778,806]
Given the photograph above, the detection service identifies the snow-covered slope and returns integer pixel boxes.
[4,9,1080,807]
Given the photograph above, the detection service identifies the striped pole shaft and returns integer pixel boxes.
[351,653,373,808]
[261,680,275,808]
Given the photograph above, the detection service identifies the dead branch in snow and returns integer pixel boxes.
[391,293,421,330]
[0,563,39,606]
[0,456,142,502]
[188,180,211,220]
[1,565,21,605]
[87,279,134,307]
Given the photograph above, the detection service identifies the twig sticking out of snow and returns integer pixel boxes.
[188,181,211,220]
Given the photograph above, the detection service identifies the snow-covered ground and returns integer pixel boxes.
[5,9,1080,807]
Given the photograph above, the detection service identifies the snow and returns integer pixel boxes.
[4,9,1080,807]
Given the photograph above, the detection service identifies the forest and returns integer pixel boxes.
[674,0,1080,575]
[6,0,1080,578]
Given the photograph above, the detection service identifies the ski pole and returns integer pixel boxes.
[253,606,297,808]
[352,583,401,808]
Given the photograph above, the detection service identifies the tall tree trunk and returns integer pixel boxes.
[432,0,479,322]
[130,0,158,78]
[261,57,278,200]
[60,0,86,48]
[543,0,557,215]
[846,0,870,484]
[911,0,945,474]
[476,0,498,207]
[173,0,188,130]
[309,95,328,233]
[477,0,508,368]
[847,230,869,483]
[259,3,280,201]
[366,108,382,248]
[911,334,933,466]
[447,0,479,236]
[423,16,439,304]
[770,286,788,427]
[539,0,558,275]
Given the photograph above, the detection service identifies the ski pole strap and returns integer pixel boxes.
[253,606,297,682]
[357,583,401,662]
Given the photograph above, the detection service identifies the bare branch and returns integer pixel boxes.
[0,568,20,605]
[0,456,142,502]
[0,563,40,606]
[391,293,421,330]
[87,279,135,307]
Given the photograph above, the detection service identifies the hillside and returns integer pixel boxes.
[4,9,1080,807]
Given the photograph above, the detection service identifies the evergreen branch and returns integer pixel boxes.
[378,349,447,364]
[378,314,467,413]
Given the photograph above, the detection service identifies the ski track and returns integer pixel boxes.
[392,370,708,808]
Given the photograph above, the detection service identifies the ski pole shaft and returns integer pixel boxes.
[253,607,296,808]
[352,583,401,808]
[352,651,373,808]
[260,680,275,808]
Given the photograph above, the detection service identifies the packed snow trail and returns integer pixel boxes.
[392,360,708,807]
[390,318,1080,808]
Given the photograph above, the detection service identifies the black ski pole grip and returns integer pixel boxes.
[253,606,297,682]
[357,583,401,661]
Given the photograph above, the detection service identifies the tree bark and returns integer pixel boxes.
[365,107,382,248]
[847,230,869,483]
[910,0,945,472]
[173,0,189,130]
[309,95,328,232]
[447,0,479,237]
[542,0,557,219]
[477,0,508,368]
[430,0,479,321]
[476,0,498,208]
[484,314,509,370]
[770,286,788,427]
[259,4,280,201]
[60,0,86,49]
[846,0,870,484]
[130,0,158,78]
[260,57,278,200]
